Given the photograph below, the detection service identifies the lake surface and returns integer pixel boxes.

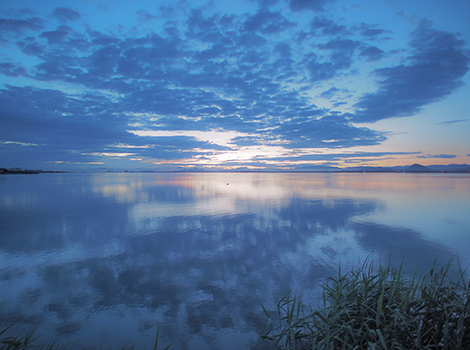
[1,172,470,349]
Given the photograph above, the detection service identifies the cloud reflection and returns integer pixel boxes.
[0,173,465,349]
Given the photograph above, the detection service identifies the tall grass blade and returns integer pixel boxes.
[152,327,160,350]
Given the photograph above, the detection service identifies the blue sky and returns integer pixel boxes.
[1,0,469,171]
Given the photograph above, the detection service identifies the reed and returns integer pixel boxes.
[0,326,69,350]
[260,258,470,349]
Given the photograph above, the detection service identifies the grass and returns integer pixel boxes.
[0,324,69,350]
[259,257,470,349]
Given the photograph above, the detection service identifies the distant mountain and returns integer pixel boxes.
[428,164,470,172]
[340,166,403,172]
[404,164,435,172]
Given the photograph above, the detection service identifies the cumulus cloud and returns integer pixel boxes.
[0,85,129,147]
[318,38,361,69]
[51,7,81,22]
[309,16,348,36]
[39,25,72,43]
[359,46,385,61]
[0,84,234,167]
[1,2,468,169]
[320,87,339,99]
[289,0,336,12]
[136,10,157,23]
[276,115,386,148]
[354,23,389,38]
[0,17,44,40]
[0,61,28,77]
[251,0,280,7]
[352,21,469,123]
[241,9,295,34]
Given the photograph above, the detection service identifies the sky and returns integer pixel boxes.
[0,0,469,171]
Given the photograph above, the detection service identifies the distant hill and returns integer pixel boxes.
[340,166,403,172]
[404,164,435,172]
[428,164,470,172]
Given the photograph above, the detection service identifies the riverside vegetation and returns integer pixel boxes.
[2,259,469,350]
[260,258,470,349]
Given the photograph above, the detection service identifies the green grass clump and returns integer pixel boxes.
[260,258,470,349]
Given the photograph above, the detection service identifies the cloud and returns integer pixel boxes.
[354,23,389,38]
[0,82,240,167]
[359,46,385,61]
[136,10,157,23]
[249,0,281,7]
[318,38,361,69]
[39,25,72,44]
[126,133,233,151]
[51,7,81,22]
[320,87,339,99]
[11,3,468,170]
[0,61,28,77]
[276,115,386,148]
[2,140,32,146]
[352,20,469,123]
[289,0,336,12]
[266,151,420,162]
[435,119,467,125]
[309,16,348,36]
[0,17,44,40]
[4,8,36,18]
[0,85,131,152]
[417,154,456,159]
[241,9,295,34]
[305,54,337,81]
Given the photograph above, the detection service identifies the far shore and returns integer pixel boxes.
[0,168,68,175]
[1,164,470,175]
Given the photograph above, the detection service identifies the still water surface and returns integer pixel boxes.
[1,172,470,349]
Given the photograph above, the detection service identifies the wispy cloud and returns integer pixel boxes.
[1,140,38,146]
[435,119,468,125]
[417,154,456,159]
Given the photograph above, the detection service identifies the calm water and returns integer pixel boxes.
[1,172,470,349]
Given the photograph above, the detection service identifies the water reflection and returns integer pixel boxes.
[0,173,469,349]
